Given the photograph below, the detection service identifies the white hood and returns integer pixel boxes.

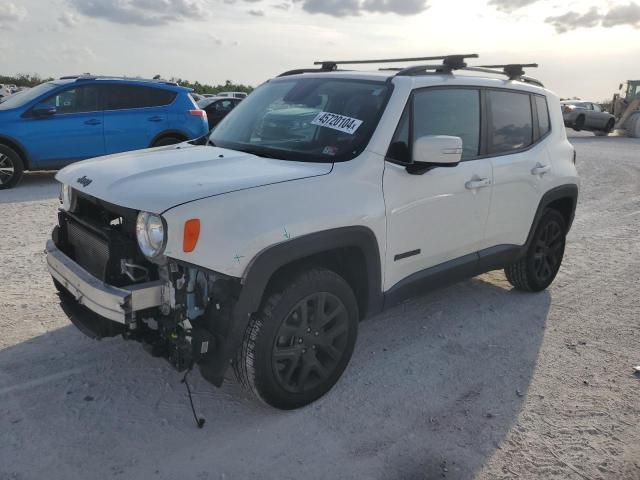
[55,144,333,213]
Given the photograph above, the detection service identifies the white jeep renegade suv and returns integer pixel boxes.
[47,55,579,409]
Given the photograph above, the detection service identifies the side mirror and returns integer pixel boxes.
[406,135,463,175]
[32,103,57,117]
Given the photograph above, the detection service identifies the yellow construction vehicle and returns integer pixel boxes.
[613,80,640,138]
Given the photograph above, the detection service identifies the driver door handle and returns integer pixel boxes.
[84,119,101,126]
[531,164,551,176]
[465,177,491,190]
[148,116,163,122]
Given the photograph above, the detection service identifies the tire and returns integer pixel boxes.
[505,209,567,292]
[627,114,640,138]
[235,268,359,409]
[152,136,184,147]
[0,144,24,190]
[594,119,615,136]
[572,115,585,132]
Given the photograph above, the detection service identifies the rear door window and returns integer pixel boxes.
[488,90,533,154]
[105,85,176,110]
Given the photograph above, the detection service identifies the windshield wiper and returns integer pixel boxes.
[235,146,286,160]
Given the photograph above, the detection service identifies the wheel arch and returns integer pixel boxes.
[0,134,31,170]
[525,184,579,251]
[149,129,189,147]
[240,226,383,320]
[198,226,384,387]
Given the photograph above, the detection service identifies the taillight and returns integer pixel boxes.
[190,109,207,118]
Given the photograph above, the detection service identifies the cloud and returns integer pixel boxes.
[58,12,80,28]
[294,0,428,17]
[545,6,601,33]
[272,2,290,10]
[545,3,640,33]
[0,2,27,28]
[247,8,265,15]
[67,0,209,26]
[601,2,640,28]
[487,0,541,13]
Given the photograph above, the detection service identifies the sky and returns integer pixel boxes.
[1,0,639,100]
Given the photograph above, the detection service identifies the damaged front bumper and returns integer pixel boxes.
[46,239,168,324]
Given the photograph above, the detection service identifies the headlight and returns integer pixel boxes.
[136,212,166,258]
[59,184,74,211]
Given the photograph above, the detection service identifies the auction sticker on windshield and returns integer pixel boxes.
[311,112,363,135]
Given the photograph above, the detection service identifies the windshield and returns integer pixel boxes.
[209,77,390,162]
[198,98,217,109]
[0,82,56,110]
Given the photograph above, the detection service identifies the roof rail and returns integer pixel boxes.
[58,75,179,86]
[466,64,544,87]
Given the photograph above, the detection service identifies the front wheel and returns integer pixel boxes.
[505,209,567,292]
[235,268,359,409]
[0,145,24,190]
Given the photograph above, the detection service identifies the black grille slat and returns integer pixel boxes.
[66,219,110,279]
[56,207,149,286]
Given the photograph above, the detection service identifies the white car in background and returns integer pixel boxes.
[47,54,578,410]
[216,91,248,99]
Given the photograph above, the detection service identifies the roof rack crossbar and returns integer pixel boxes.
[313,54,479,70]
[464,64,544,87]
[393,54,479,77]
[477,64,539,80]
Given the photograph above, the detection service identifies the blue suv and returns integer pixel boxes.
[0,76,209,189]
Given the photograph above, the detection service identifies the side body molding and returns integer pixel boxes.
[199,226,384,385]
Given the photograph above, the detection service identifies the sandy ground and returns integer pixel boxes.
[1,132,639,480]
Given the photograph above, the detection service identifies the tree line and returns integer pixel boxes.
[0,73,254,94]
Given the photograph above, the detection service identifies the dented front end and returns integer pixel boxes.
[48,192,242,379]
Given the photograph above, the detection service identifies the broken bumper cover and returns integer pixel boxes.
[46,239,166,324]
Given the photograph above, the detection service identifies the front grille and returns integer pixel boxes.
[66,217,110,279]
[55,198,158,287]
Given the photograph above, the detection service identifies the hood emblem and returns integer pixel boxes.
[77,175,93,187]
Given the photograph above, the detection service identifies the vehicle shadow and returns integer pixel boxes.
[0,272,550,480]
[0,171,58,204]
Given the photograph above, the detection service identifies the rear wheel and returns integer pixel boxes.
[152,136,184,147]
[627,114,640,138]
[595,119,615,136]
[505,209,567,292]
[235,268,359,409]
[0,145,24,190]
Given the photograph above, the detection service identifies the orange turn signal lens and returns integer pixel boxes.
[183,219,201,253]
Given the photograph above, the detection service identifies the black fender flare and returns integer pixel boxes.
[199,226,383,386]
[523,184,579,252]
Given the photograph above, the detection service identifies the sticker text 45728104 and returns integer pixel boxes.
[311,112,363,135]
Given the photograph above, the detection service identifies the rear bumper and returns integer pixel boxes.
[46,239,166,324]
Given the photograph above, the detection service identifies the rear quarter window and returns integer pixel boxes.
[488,90,533,154]
[535,96,551,137]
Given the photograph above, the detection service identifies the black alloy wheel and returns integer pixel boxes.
[271,292,350,394]
[532,219,564,284]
